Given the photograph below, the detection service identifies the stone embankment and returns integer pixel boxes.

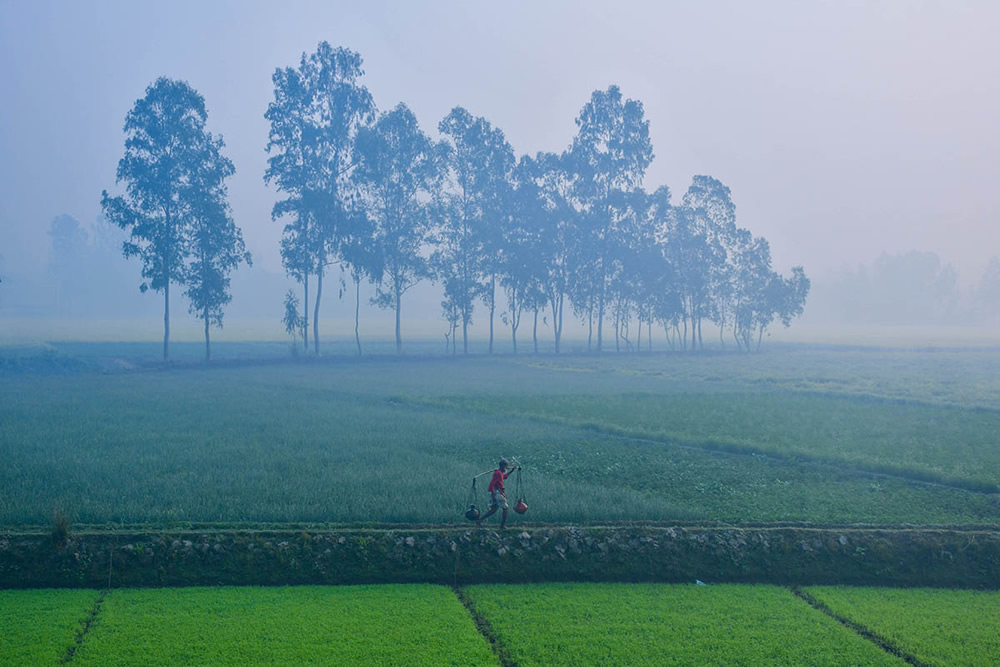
[1,524,998,589]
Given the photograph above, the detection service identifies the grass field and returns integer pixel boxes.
[464,583,903,666]
[7,584,999,665]
[0,589,98,664]
[2,344,1000,527]
[69,585,495,666]
[427,391,1000,490]
[806,586,1000,666]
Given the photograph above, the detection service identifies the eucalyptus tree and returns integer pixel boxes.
[501,154,549,355]
[265,41,375,355]
[184,147,251,361]
[433,108,478,353]
[529,151,577,353]
[101,77,233,360]
[633,185,672,351]
[661,204,713,351]
[681,176,737,347]
[475,123,515,354]
[434,106,514,354]
[661,176,732,350]
[605,187,651,351]
[353,103,438,354]
[730,229,774,351]
[729,231,810,351]
[569,85,653,351]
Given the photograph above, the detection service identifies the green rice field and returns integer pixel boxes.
[463,583,901,666]
[4,584,999,665]
[806,586,1000,666]
[2,345,1000,527]
[0,589,96,665]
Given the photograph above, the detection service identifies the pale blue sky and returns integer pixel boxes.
[2,0,998,283]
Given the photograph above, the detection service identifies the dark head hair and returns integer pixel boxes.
[499,458,509,469]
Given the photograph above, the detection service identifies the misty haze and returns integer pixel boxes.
[1,2,999,665]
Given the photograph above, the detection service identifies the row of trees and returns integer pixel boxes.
[264,43,809,356]
[102,42,809,359]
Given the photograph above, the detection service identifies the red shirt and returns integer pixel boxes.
[488,468,509,493]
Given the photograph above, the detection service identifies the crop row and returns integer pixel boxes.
[3,358,999,527]
[3,584,998,665]
[424,390,1000,491]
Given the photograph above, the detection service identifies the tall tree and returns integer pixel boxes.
[681,176,737,349]
[525,151,577,353]
[101,77,223,360]
[265,42,375,355]
[661,205,713,351]
[183,142,251,361]
[434,106,514,354]
[569,85,653,351]
[353,103,437,354]
[502,155,550,355]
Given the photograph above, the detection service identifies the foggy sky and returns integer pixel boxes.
[2,0,998,285]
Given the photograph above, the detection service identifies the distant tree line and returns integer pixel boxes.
[809,251,1000,326]
[101,42,810,359]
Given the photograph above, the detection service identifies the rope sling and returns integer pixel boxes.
[464,476,481,521]
[513,465,528,514]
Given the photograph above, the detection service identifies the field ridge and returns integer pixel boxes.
[454,586,516,667]
[62,591,104,664]
[791,587,926,667]
[409,395,1000,494]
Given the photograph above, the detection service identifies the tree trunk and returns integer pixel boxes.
[462,292,469,354]
[554,293,563,354]
[395,281,403,354]
[614,306,620,353]
[488,275,496,355]
[355,277,362,357]
[533,308,538,354]
[756,325,765,353]
[163,278,170,361]
[510,289,518,355]
[587,303,593,352]
[313,267,323,356]
[597,292,604,352]
[303,275,309,354]
[203,305,211,362]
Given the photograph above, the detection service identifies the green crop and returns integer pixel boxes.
[428,391,1000,491]
[71,585,496,666]
[0,589,99,665]
[464,583,902,666]
[806,586,1000,666]
[3,347,999,527]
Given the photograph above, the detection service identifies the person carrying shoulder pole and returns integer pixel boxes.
[477,458,519,530]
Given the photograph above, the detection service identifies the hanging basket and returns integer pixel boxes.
[513,498,528,514]
[465,504,481,521]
